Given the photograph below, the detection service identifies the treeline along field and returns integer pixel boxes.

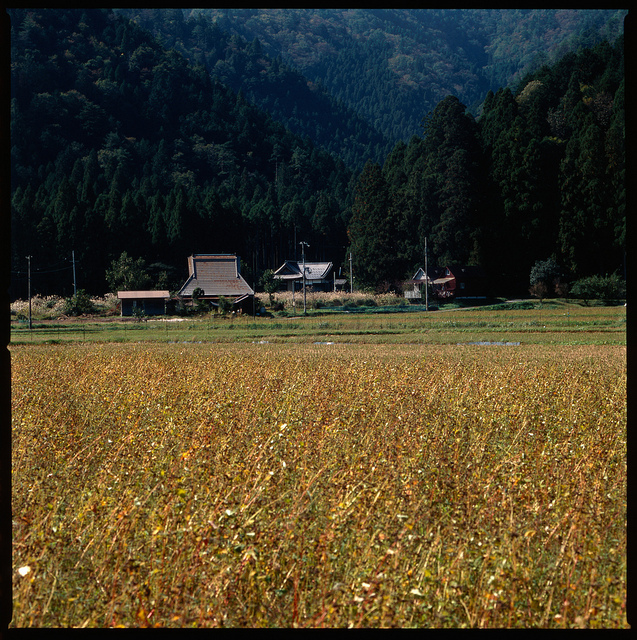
[10,343,627,628]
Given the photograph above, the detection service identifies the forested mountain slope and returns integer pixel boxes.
[178,9,627,145]
[115,8,394,171]
[348,37,625,292]
[9,8,355,297]
[9,8,626,299]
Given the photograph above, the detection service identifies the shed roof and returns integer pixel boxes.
[118,290,170,299]
[178,254,254,298]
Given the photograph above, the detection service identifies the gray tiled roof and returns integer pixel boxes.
[178,255,254,298]
[274,260,333,281]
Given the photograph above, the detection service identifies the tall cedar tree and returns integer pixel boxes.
[347,161,402,290]
[419,96,485,267]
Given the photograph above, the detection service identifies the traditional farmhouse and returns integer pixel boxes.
[273,260,345,292]
[118,290,170,316]
[177,254,254,312]
[432,266,487,299]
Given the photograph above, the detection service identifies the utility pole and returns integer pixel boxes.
[349,252,353,294]
[72,250,77,297]
[299,241,309,316]
[26,255,32,330]
[292,226,296,312]
[292,275,296,312]
[424,237,429,312]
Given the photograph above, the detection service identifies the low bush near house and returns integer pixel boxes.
[62,290,97,316]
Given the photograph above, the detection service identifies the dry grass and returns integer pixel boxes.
[272,289,408,310]
[10,343,627,628]
[10,294,120,320]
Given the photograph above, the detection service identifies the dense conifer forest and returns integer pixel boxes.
[8,8,626,298]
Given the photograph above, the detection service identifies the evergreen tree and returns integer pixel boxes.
[559,114,615,276]
[420,96,485,266]
[347,160,403,289]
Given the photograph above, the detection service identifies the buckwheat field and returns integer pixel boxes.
[10,341,627,628]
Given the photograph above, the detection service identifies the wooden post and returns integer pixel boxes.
[425,237,429,312]
[300,241,309,316]
[27,255,32,330]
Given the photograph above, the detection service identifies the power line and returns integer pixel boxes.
[10,266,71,277]
[33,264,73,275]
[11,256,78,276]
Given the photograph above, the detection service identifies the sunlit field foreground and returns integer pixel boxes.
[11,342,627,628]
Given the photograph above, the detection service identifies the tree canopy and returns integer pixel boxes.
[9,9,625,299]
[347,36,625,293]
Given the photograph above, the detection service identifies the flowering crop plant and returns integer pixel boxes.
[10,342,627,628]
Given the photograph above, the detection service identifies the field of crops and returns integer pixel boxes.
[9,301,627,346]
[10,336,628,627]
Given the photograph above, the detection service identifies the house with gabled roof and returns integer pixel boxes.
[432,265,487,299]
[403,267,435,300]
[273,260,344,292]
[177,254,254,311]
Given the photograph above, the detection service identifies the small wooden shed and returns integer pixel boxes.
[118,290,170,316]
